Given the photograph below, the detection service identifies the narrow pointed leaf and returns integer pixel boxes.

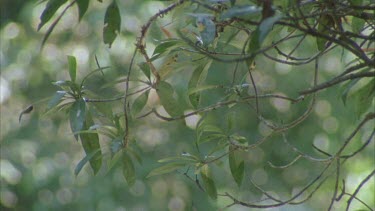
[229,146,244,186]
[74,148,101,176]
[132,90,149,117]
[147,162,186,178]
[188,60,212,108]
[69,98,86,140]
[67,55,77,82]
[122,151,136,186]
[200,165,217,199]
[76,0,89,21]
[47,91,66,110]
[248,13,283,54]
[220,5,261,20]
[80,111,102,174]
[38,0,68,31]
[103,0,121,48]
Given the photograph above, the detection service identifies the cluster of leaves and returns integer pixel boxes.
[34,0,374,209]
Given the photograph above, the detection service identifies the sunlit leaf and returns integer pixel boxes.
[80,111,102,174]
[228,145,244,186]
[122,151,136,186]
[188,85,220,95]
[70,98,86,140]
[156,81,183,117]
[200,164,217,199]
[352,17,365,34]
[103,0,121,48]
[74,148,101,176]
[47,91,66,110]
[76,0,89,21]
[220,5,261,20]
[52,80,79,92]
[67,55,77,82]
[38,0,68,31]
[188,60,213,108]
[158,54,179,80]
[147,162,186,178]
[132,90,149,117]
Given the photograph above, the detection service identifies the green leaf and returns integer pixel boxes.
[138,62,151,80]
[248,13,283,54]
[228,146,244,186]
[67,55,77,82]
[80,111,102,174]
[341,79,360,105]
[152,39,182,57]
[76,0,89,21]
[188,60,213,108]
[74,148,101,176]
[103,0,121,48]
[69,98,86,140]
[352,17,365,34]
[52,80,79,92]
[147,162,186,178]
[132,90,149,117]
[156,81,183,117]
[351,78,375,117]
[47,91,66,110]
[220,5,261,20]
[122,151,136,186]
[316,14,334,51]
[38,0,68,31]
[200,165,217,200]
[188,85,219,95]
[158,155,198,163]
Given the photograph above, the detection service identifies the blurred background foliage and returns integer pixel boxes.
[1,0,374,210]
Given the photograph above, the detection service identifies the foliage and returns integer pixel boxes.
[2,0,374,210]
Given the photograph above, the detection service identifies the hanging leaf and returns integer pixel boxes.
[200,164,217,199]
[340,79,360,105]
[19,105,34,123]
[74,148,101,176]
[350,78,375,118]
[156,81,183,117]
[220,5,261,20]
[228,145,244,186]
[76,0,89,21]
[103,0,121,48]
[147,162,187,178]
[80,111,102,174]
[67,55,77,82]
[352,17,365,34]
[188,60,213,108]
[138,62,151,80]
[69,98,86,140]
[248,13,283,54]
[132,90,149,117]
[38,0,68,31]
[122,151,136,186]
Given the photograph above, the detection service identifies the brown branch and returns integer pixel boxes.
[300,71,374,95]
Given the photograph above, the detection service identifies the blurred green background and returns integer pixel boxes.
[1,0,374,210]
